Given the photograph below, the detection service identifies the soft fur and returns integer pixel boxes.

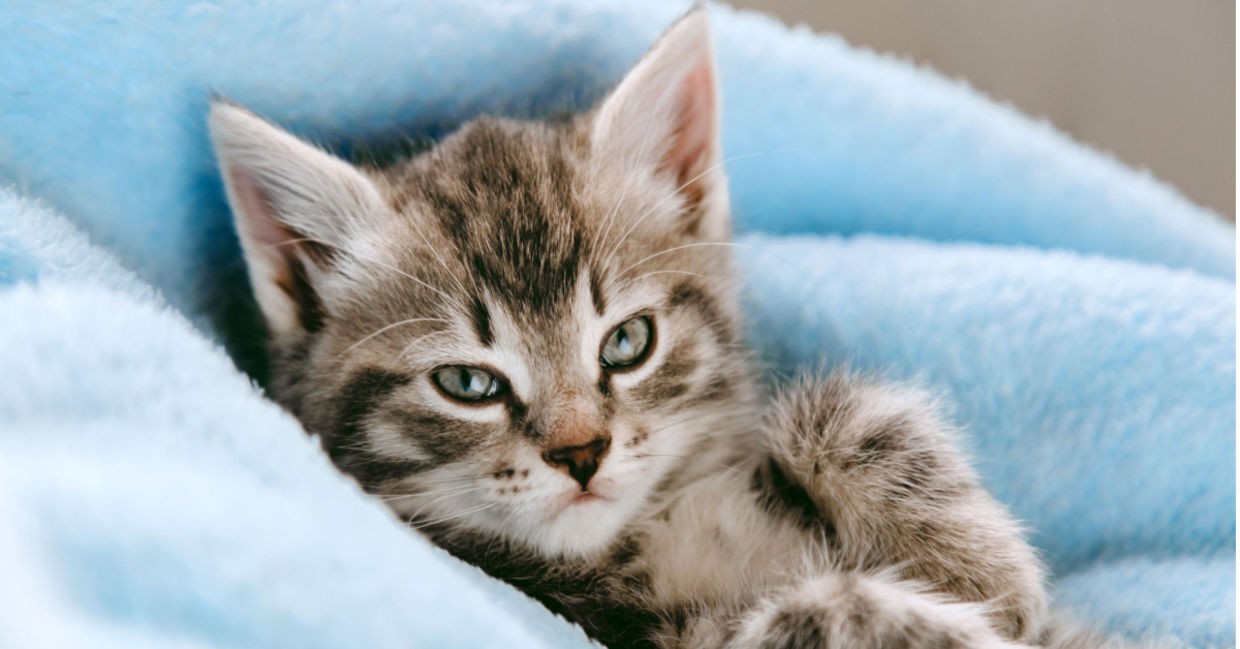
[212,11,1057,648]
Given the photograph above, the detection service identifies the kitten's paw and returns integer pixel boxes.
[728,572,1030,649]
[763,370,972,511]
[762,371,1048,640]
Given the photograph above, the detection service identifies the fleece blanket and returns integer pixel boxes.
[0,1,1233,648]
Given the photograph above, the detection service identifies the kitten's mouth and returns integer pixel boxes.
[556,488,609,514]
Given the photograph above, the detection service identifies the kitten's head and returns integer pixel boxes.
[211,10,754,558]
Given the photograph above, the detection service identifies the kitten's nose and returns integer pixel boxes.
[542,436,611,491]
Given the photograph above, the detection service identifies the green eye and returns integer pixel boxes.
[432,366,504,402]
[601,316,653,369]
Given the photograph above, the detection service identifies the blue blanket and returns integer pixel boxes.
[0,1,1233,647]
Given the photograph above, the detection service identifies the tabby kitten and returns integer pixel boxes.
[211,10,1058,649]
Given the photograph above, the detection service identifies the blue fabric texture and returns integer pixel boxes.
[0,1,1233,648]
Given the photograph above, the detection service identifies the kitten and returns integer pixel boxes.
[210,9,1067,649]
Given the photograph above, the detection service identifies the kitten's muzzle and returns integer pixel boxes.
[542,436,611,492]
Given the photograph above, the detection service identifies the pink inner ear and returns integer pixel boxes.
[662,55,717,193]
[229,165,297,253]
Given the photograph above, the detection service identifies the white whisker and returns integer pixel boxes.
[252,234,462,308]
[342,317,452,354]
[256,236,325,250]
[376,484,481,503]
[410,502,497,530]
[361,255,463,308]
[618,241,746,277]
[613,269,708,294]
[404,487,487,521]
[410,225,473,301]
[397,329,457,359]
[601,148,799,267]
[592,121,660,256]
[633,269,705,280]
[641,454,747,476]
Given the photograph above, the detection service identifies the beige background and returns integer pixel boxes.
[729,0,1236,220]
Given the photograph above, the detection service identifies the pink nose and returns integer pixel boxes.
[542,436,611,490]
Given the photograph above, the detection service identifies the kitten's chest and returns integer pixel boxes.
[624,460,830,609]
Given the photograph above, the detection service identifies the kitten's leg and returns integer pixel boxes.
[761,371,1047,640]
[724,572,1028,649]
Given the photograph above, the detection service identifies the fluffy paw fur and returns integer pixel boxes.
[727,572,1030,649]
[764,371,1048,640]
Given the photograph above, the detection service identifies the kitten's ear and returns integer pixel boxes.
[209,102,385,338]
[591,8,727,239]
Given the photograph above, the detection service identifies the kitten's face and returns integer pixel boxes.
[211,11,749,558]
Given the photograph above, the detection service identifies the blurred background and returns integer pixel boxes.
[730,0,1236,220]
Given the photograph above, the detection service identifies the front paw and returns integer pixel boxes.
[728,573,1030,649]
[763,371,1048,640]
[763,371,972,511]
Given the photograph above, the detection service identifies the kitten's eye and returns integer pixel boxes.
[432,366,505,402]
[601,316,653,369]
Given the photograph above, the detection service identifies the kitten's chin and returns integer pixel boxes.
[527,488,641,559]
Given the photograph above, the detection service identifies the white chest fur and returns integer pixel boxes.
[631,461,833,609]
